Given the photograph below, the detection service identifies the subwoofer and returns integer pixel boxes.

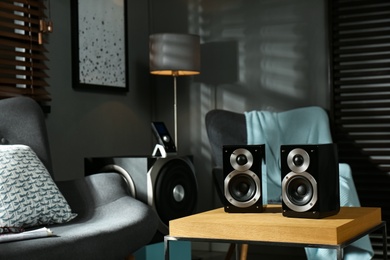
[281,144,340,218]
[84,155,198,237]
[223,145,265,213]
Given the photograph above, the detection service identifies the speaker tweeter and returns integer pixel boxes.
[281,144,340,218]
[223,145,265,213]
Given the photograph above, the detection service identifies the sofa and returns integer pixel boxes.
[0,97,159,260]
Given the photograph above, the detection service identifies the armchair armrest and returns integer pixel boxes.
[56,172,136,217]
[0,172,159,260]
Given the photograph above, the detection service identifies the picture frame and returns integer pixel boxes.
[71,0,128,92]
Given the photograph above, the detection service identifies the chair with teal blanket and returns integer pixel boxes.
[205,106,373,260]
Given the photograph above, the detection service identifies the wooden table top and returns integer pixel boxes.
[169,205,382,245]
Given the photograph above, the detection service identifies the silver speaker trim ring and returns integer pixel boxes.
[100,164,136,198]
[147,157,172,234]
[282,171,318,213]
[224,170,261,208]
[287,148,310,173]
[230,148,253,171]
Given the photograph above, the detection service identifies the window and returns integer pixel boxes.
[0,0,51,110]
[329,0,390,256]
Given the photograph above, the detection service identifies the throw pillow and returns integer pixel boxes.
[0,145,77,233]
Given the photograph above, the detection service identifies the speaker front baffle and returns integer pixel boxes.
[222,144,266,213]
[281,144,340,219]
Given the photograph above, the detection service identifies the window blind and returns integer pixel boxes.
[329,0,390,257]
[0,0,50,108]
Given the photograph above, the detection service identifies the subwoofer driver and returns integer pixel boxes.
[148,157,198,234]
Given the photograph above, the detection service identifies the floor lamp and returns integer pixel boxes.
[149,33,201,152]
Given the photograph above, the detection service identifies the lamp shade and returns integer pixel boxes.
[149,33,200,76]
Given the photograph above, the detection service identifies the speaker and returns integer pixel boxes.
[151,122,176,153]
[84,155,198,237]
[281,144,340,218]
[222,145,265,213]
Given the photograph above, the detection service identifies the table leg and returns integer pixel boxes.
[164,236,170,260]
[235,244,239,260]
[225,244,235,260]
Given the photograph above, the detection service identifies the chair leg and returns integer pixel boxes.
[240,244,248,260]
[225,243,236,260]
[225,243,248,260]
[126,255,135,260]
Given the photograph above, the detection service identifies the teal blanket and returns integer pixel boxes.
[245,107,373,260]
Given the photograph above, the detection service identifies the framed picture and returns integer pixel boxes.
[71,0,128,92]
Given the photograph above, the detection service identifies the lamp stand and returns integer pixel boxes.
[173,75,178,152]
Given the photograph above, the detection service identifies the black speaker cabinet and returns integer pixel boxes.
[281,144,340,218]
[84,155,198,237]
[222,145,265,213]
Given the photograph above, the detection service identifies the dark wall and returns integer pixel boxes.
[46,0,152,180]
[150,0,329,213]
[47,0,329,216]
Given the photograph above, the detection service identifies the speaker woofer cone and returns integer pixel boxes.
[154,158,197,227]
[229,174,256,202]
[286,176,313,206]
[282,171,318,212]
[224,170,261,208]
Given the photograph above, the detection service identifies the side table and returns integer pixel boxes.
[165,205,387,260]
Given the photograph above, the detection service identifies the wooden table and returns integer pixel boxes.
[165,205,387,259]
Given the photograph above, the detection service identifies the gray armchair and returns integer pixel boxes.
[0,97,159,260]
